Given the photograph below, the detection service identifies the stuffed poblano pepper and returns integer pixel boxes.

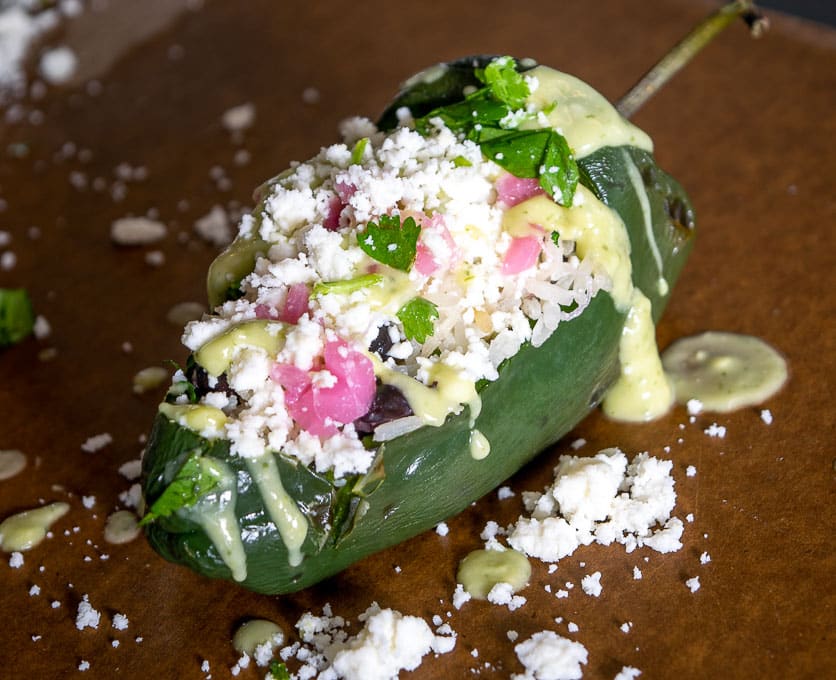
[140,56,695,594]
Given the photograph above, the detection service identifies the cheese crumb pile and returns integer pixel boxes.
[507,448,683,562]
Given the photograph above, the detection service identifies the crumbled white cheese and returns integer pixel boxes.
[222,102,256,133]
[686,399,703,415]
[112,613,129,631]
[580,571,602,597]
[9,551,23,568]
[497,486,515,500]
[29,584,40,596]
[512,630,587,680]
[78,660,90,672]
[760,409,773,425]
[435,521,449,537]
[700,551,711,565]
[39,45,77,85]
[81,433,113,453]
[486,582,527,611]
[194,205,232,247]
[508,449,683,563]
[685,576,701,593]
[633,566,643,580]
[686,465,697,477]
[703,423,726,438]
[75,594,100,630]
[452,583,472,610]
[81,495,95,509]
[614,666,642,680]
[110,217,167,246]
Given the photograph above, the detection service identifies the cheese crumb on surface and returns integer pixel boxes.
[77,660,90,672]
[486,582,527,611]
[703,423,726,438]
[110,217,166,246]
[633,566,643,580]
[9,551,23,568]
[75,594,100,630]
[452,583,472,610]
[435,521,449,537]
[581,571,602,597]
[685,576,701,593]
[512,630,587,680]
[80,433,113,453]
[760,409,773,425]
[686,465,697,477]
[508,448,683,563]
[686,399,703,415]
[498,486,515,500]
[112,613,129,631]
[614,666,642,680]
[700,551,711,565]
[328,607,436,680]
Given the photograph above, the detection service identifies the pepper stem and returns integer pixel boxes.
[616,1,768,119]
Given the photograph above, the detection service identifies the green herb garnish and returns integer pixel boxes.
[550,231,561,246]
[397,297,439,343]
[351,137,369,165]
[414,56,579,206]
[139,453,221,526]
[357,215,421,272]
[268,661,291,680]
[0,288,35,348]
[311,273,384,297]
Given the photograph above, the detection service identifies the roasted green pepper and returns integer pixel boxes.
[140,56,695,594]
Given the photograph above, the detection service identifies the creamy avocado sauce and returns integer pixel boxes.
[502,186,634,311]
[232,619,284,656]
[103,510,141,545]
[244,453,307,567]
[603,290,674,421]
[207,236,269,308]
[469,429,491,460]
[0,502,70,552]
[159,402,228,438]
[457,548,531,599]
[0,449,26,481]
[194,319,284,377]
[182,458,248,582]
[522,66,653,159]
[370,354,479,428]
[661,331,788,412]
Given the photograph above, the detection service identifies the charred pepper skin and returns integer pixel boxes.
[141,59,695,594]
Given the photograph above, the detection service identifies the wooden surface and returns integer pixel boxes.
[1,1,834,677]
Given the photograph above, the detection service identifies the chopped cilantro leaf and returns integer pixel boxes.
[351,137,369,165]
[476,56,529,109]
[550,231,561,246]
[0,288,35,348]
[413,56,578,206]
[481,129,579,206]
[357,215,421,272]
[540,132,579,207]
[397,297,438,343]
[139,454,221,525]
[269,661,291,680]
[311,273,384,297]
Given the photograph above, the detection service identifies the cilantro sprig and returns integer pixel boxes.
[414,56,579,206]
[139,453,222,526]
[357,215,421,272]
[0,288,35,348]
[397,297,438,343]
